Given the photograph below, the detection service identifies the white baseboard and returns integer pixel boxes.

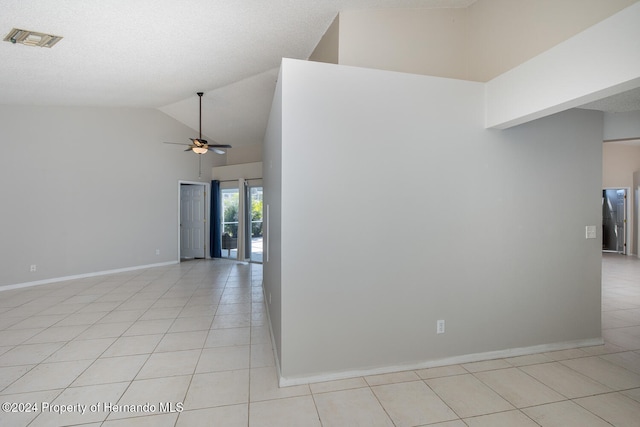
[0,261,180,293]
[261,284,284,384]
[277,337,604,387]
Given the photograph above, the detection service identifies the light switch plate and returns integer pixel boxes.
[586,225,597,239]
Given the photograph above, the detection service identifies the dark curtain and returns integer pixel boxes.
[210,180,222,258]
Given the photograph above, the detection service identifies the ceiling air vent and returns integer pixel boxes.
[3,28,63,48]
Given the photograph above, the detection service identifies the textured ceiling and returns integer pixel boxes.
[579,87,640,113]
[0,0,475,147]
[4,0,635,148]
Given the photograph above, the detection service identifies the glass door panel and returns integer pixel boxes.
[249,186,263,263]
[221,188,239,259]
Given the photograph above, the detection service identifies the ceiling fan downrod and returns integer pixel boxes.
[197,92,203,143]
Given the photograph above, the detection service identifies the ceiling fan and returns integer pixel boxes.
[164,92,231,155]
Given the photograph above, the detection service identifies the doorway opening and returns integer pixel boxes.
[249,186,264,263]
[219,183,263,263]
[179,181,209,260]
[602,188,627,254]
[221,188,239,259]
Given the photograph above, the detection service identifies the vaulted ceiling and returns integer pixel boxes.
[3,0,638,149]
[0,0,476,147]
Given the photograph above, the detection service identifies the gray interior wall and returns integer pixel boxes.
[604,111,640,141]
[263,67,284,366]
[331,1,636,83]
[273,58,602,381]
[0,105,220,287]
[309,14,339,65]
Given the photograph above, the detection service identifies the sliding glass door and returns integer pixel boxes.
[221,188,239,259]
[219,183,263,263]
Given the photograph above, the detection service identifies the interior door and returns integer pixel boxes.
[180,184,206,259]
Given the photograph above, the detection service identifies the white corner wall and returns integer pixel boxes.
[604,111,640,141]
[263,66,284,367]
[338,8,469,80]
[212,162,263,182]
[467,0,638,82]
[268,58,602,383]
[0,105,218,288]
[486,1,640,129]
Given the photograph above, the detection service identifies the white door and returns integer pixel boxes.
[180,184,206,259]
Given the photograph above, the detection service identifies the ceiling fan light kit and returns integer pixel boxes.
[192,146,208,154]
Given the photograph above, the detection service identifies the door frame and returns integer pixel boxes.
[178,180,211,260]
[218,179,264,263]
[247,184,264,264]
[220,186,240,260]
[603,186,630,255]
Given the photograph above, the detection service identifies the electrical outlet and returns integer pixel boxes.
[30,264,37,272]
[437,319,445,334]
[156,249,160,255]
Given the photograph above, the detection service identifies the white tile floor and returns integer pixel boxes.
[0,254,639,426]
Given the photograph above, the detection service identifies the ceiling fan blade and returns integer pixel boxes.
[163,141,191,146]
[164,93,231,156]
